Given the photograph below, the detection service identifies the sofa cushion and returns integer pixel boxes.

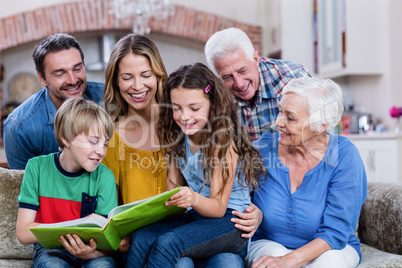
[358,183,402,255]
[0,259,32,268]
[358,244,402,268]
[0,168,34,259]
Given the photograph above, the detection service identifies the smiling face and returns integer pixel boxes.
[117,53,158,114]
[170,87,211,142]
[38,48,87,109]
[275,93,316,147]
[61,125,109,173]
[213,49,260,101]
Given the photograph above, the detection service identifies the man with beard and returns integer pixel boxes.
[205,28,310,141]
[4,33,104,169]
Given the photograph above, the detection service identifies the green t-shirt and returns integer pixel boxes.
[18,152,117,223]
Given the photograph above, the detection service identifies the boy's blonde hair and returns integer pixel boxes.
[54,97,114,149]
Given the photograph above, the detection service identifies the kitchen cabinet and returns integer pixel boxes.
[313,0,383,78]
[346,134,402,183]
[281,0,384,79]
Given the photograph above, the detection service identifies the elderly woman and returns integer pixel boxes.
[247,77,367,268]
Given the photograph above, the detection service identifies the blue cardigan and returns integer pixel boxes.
[252,132,367,260]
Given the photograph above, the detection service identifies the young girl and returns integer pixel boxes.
[126,63,266,267]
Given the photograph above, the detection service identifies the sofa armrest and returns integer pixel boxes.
[358,182,402,255]
[0,167,34,259]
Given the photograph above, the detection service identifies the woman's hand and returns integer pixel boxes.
[165,186,197,208]
[59,234,107,260]
[231,204,263,238]
[252,255,295,268]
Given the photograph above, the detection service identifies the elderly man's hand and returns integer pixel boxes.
[231,203,263,238]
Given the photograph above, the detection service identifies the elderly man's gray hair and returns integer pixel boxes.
[205,28,255,76]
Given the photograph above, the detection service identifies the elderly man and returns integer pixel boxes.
[4,33,104,169]
[205,27,310,141]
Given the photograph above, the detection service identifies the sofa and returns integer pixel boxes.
[0,167,401,267]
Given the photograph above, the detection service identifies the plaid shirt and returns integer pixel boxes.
[235,58,310,141]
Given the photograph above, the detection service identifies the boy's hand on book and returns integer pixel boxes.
[118,236,130,252]
[59,234,104,260]
[165,186,197,208]
[84,213,107,220]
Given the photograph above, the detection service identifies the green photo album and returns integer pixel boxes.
[29,187,185,250]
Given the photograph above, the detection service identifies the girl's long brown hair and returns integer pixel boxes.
[157,63,266,196]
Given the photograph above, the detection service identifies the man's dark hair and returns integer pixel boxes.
[32,33,85,80]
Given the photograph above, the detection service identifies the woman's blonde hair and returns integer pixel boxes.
[54,97,114,148]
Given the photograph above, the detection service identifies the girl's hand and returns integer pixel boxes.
[231,204,263,238]
[165,187,197,208]
[59,234,106,260]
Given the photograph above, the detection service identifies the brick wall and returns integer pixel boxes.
[0,0,262,52]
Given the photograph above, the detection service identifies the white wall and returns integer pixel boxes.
[150,34,206,74]
[281,0,314,70]
[388,0,402,106]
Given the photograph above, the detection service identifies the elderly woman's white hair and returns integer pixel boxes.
[205,28,255,75]
[283,77,344,133]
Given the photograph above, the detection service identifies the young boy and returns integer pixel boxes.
[16,97,118,267]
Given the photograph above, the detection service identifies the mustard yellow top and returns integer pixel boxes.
[102,131,167,204]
